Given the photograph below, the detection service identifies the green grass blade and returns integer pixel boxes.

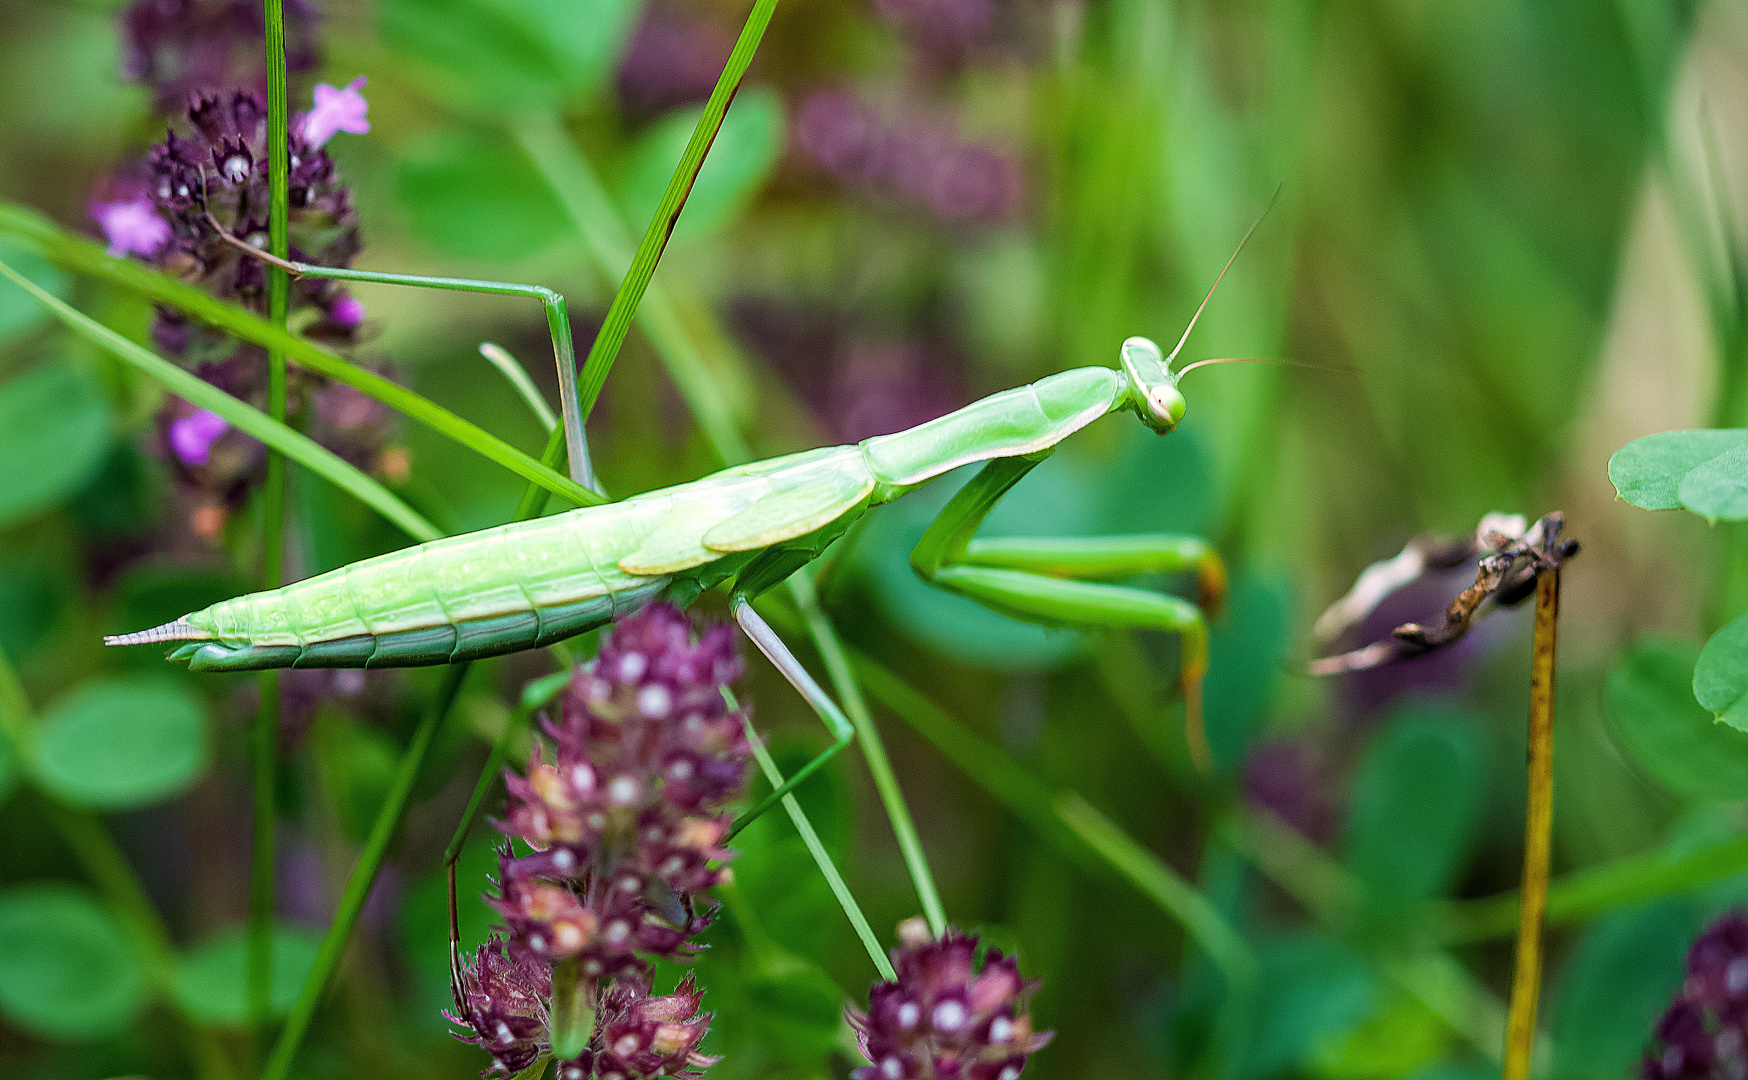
[0,255,442,543]
[0,202,598,508]
[563,0,781,433]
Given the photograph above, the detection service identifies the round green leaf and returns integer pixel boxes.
[172,921,323,1026]
[1237,934,1376,1080]
[1607,636,1748,800]
[0,236,71,347]
[379,0,640,107]
[0,361,112,528]
[1344,704,1486,915]
[1608,429,1748,511]
[1549,900,1697,1079]
[1696,611,1748,733]
[0,883,147,1041]
[1679,445,1748,522]
[395,132,572,262]
[615,89,786,239]
[33,675,209,809]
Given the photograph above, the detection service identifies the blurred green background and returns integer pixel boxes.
[4,0,1748,1077]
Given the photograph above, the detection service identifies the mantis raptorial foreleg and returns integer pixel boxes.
[910,455,1225,772]
[209,222,599,493]
[725,595,854,837]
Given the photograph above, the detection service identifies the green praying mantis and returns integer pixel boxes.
[106,215,1249,820]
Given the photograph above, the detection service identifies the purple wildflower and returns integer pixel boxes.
[455,604,748,1076]
[1241,737,1337,843]
[449,936,555,1078]
[848,918,1053,1080]
[120,0,321,113]
[328,293,366,329]
[166,408,229,465]
[1643,912,1748,1080]
[616,7,735,119]
[91,198,172,258]
[300,77,370,148]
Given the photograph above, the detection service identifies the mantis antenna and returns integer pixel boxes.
[1163,188,1282,371]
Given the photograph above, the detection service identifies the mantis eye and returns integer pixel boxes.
[1143,384,1186,433]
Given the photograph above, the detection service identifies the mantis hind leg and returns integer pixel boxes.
[908,455,1227,772]
[723,595,854,837]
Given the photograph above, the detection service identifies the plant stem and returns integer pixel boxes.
[252,0,290,1038]
[261,663,468,1080]
[1503,569,1560,1080]
[736,699,896,979]
[786,575,947,938]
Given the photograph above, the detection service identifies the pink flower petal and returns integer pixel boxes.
[302,76,370,149]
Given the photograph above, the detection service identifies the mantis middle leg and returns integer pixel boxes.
[909,455,1228,772]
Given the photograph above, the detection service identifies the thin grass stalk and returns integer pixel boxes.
[250,0,291,1036]
[1503,568,1560,1080]
[260,662,469,1080]
[732,692,897,980]
[0,204,595,508]
[567,0,781,428]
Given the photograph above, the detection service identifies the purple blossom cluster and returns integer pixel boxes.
[617,6,736,120]
[449,603,749,1078]
[1644,913,1748,1080]
[796,91,1024,224]
[121,0,321,111]
[848,919,1052,1080]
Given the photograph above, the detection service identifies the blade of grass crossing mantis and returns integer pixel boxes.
[1504,569,1560,1080]
[0,256,441,542]
[251,0,291,1036]
[0,203,598,508]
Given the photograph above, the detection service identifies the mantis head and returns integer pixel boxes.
[1121,336,1186,434]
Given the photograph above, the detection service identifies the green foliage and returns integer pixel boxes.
[1548,900,1697,1079]
[1234,934,1377,1080]
[0,883,147,1041]
[395,132,572,262]
[1343,704,1486,919]
[1608,429,1748,516]
[0,235,69,348]
[1695,611,1748,732]
[172,921,323,1025]
[0,361,111,529]
[1203,574,1292,771]
[378,0,641,107]
[33,675,209,809]
[615,89,786,239]
[1607,636,1748,799]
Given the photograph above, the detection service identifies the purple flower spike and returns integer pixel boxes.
[447,936,554,1078]
[848,919,1053,1080]
[1643,910,1748,1079]
[92,198,172,258]
[301,76,369,148]
[168,408,229,466]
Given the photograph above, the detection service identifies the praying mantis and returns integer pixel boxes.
[106,222,1243,815]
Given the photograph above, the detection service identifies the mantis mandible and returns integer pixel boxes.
[107,220,1248,815]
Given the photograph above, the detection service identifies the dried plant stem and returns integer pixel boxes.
[1503,569,1560,1080]
[250,0,290,1038]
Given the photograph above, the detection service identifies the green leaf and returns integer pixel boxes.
[0,883,147,1041]
[380,0,641,107]
[312,714,401,842]
[1236,934,1376,1080]
[0,235,69,347]
[1344,703,1486,916]
[0,561,69,661]
[171,921,323,1026]
[616,89,785,239]
[1607,636,1748,800]
[1549,899,1697,1079]
[395,131,572,262]
[1608,429,1748,511]
[0,723,16,806]
[1204,574,1293,771]
[1309,986,1450,1080]
[742,957,844,1057]
[1696,611,1748,732]
[33,675,209,809]
[1679,445,1748,522]
[0,361,111,528]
